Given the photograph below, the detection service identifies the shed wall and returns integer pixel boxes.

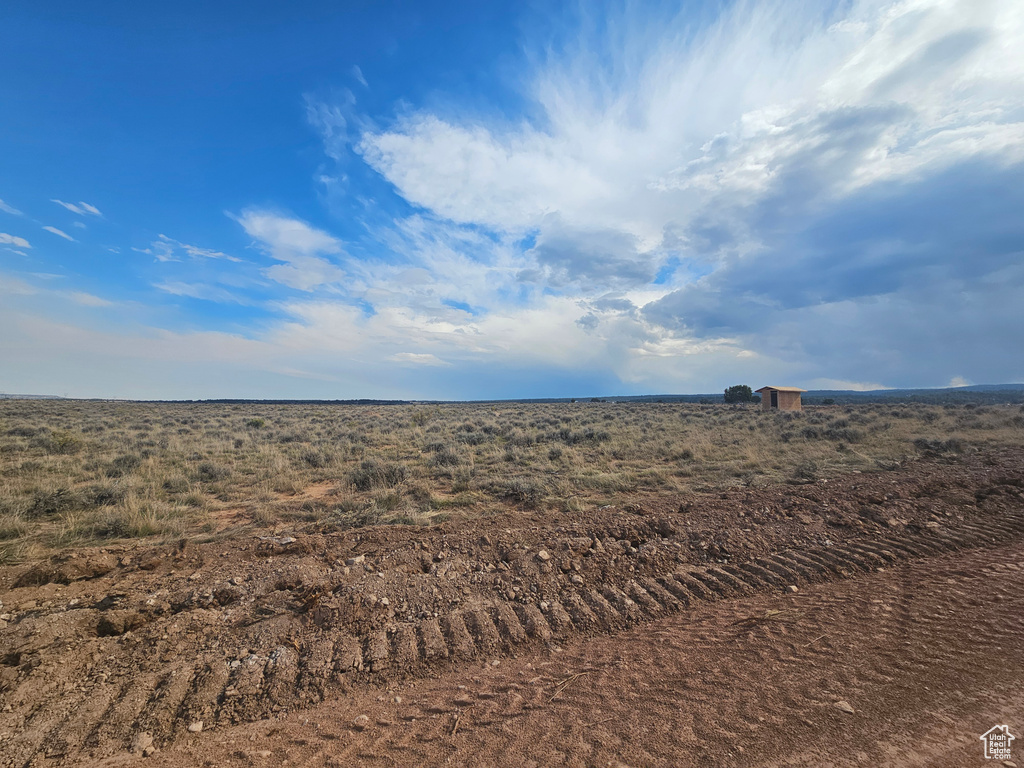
[778,391,802,411]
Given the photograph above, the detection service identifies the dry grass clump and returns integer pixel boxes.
[0,397,1021,561]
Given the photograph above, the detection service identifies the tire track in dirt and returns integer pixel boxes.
[2,508,1022,766]
[180,538,1019,768]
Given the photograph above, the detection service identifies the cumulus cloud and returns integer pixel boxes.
[43,226,76,241]
[337,0,1024,389]
[0,233,31,249]
[8,0,1024,398]
[51,199,102,216]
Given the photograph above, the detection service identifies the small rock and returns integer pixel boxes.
[352,714,370,731]
[1002,761,1017,768]
[787,585,799,593]
[570,574,584,586]
[347,555,366,566]
[142,746,156,757]
[393,695,402,704]
[132,732,154,753]
[537,550,551,562]
[188,572,202,582]
[379,597,389,606]
[187,721,203,733]
[833,700,855,715]
[256,751,272,758]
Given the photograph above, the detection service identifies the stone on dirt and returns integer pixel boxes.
[347,555,366,566]
[187,721,204,733]
[131,732,154,753]
[833,700,855,714]
[352,714,370,730]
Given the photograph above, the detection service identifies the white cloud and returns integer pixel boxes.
[154,281,251,304]
[234,210,347,291]
[67,291,113,307]
[389,352,450,366]
[135,234,242,263]
[947,375,971,387]
[0,199,22,216]
[43,226,75,242]
[5,0,1022,399]
[355,0,1023,252]
[0,274,37,295]
[51,199,102,216]
[0,233,31,249]
[810,378,889,392]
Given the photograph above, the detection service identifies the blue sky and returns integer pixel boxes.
[1,0,1022,399]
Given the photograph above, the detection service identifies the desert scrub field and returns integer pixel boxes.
[0,398,1021,562]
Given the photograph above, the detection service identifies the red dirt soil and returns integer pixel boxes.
[110,540,1024,768]
[1,448,1022,767]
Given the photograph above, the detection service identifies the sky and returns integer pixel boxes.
[1,0,1022,400]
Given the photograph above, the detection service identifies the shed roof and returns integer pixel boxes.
[755,386,807,393]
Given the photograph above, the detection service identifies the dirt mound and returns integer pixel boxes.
[1,449,1023,766]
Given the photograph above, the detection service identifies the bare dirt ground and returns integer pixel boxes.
[2,448,1022,767]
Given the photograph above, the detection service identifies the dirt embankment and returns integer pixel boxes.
[1,448,1022,766]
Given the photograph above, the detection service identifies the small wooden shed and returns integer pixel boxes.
[756,386,806,411]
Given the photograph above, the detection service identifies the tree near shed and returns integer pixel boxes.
[724,385,758,403]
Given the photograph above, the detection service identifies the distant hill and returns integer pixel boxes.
[583,384,1024,406]
[475,384,1024,405]
[0,393,65,400]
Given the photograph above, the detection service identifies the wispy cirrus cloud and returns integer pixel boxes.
[42,226,76,242]
[0,199,23,217]
[154,280,253,305]
[51,199,102,216]
[67,291,113,307]
[134,234,243,263]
